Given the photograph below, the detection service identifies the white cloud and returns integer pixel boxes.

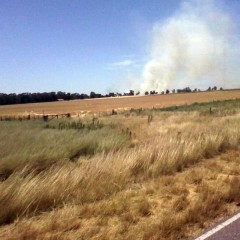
[111,59,134,67]
[108,57,147,71]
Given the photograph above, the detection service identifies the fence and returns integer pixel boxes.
[0,113,71,122]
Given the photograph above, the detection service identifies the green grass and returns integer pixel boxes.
[0,120,130,180]
[158,98,240,113]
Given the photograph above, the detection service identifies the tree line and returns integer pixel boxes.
[144,86,220,95]
[0,86,221,105]
[0,90,135,105]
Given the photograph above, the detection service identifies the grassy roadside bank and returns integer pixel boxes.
[0,98,239,239]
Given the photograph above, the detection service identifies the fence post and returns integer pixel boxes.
[43,115,48,121]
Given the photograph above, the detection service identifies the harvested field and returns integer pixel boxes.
[0,90,239,116]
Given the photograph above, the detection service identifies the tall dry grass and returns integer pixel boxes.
[0,101,240,239]
[0,111,240,224]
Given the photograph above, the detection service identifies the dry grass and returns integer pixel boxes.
[0,99,240,239]
[0,151,239,240]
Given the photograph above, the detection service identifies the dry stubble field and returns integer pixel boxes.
[0,90,239,116]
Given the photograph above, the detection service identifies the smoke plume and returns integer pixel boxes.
[141,0,240,92]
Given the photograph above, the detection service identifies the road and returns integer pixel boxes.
[194,211,240,240]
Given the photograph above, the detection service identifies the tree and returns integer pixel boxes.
[184,87,192,92]
[65,93,71,100]
[145,91,149,95]
[129,90,134,96]
[71,93,80,100]
[90,92,96,98]
[108,92,115,97]
[166,89,170,94]
[57,91,66,100]
[80,93,89,99]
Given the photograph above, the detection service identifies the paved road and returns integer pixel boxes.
[194,211,240,240]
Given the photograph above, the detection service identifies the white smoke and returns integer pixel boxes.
[141,0,240,92]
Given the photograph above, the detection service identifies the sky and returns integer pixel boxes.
[0,0,240,94]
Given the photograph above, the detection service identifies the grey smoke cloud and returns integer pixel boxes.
[141,0,240,92]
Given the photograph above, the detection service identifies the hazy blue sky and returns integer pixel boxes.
[0,0,239,94]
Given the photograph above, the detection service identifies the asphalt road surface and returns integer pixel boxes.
[194,211,240,240]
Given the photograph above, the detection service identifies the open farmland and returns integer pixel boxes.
[2,0,240,238]
[0,97,240,239]
[0,90,239,116]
